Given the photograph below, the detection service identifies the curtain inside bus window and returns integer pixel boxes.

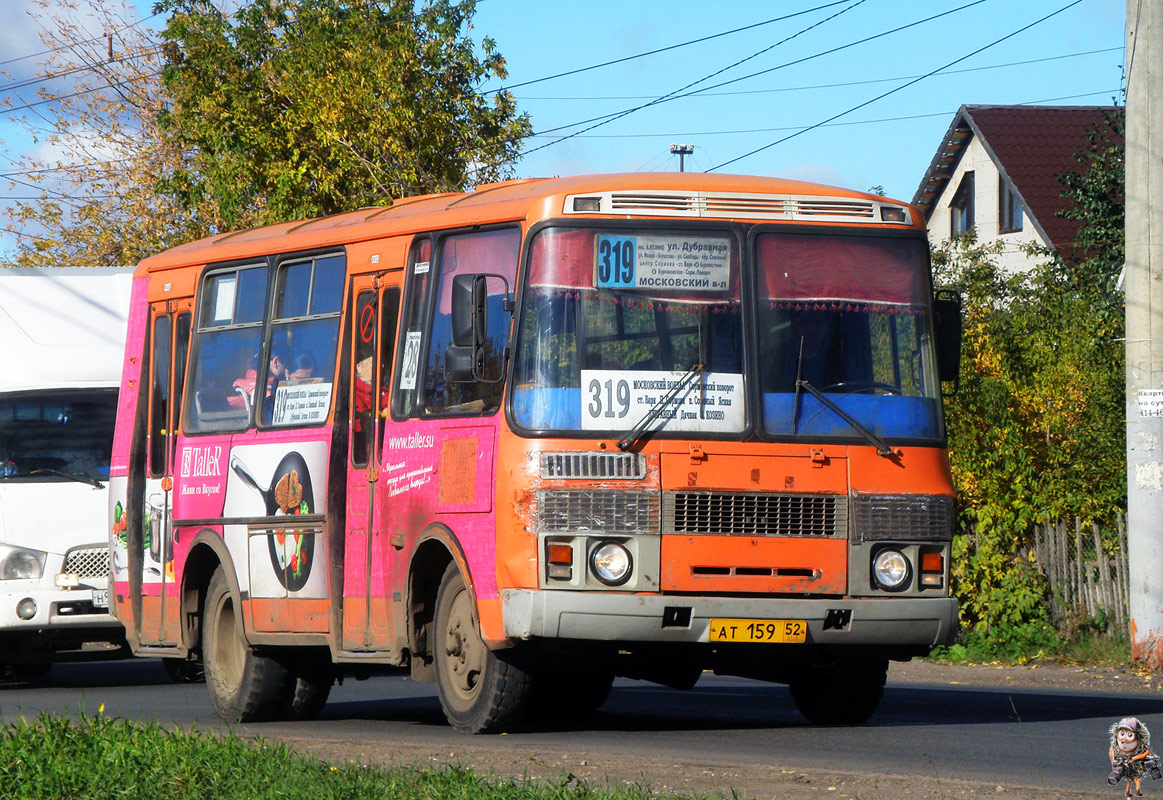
[513,226,743,434]
[186,266,266,433]
[263,254,343,427]
[422,228,520,416]
[754,233,941,441]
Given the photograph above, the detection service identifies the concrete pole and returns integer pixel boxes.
[1125,0,1163,670]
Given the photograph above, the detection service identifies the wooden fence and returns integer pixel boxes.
[1029,514,1129,636]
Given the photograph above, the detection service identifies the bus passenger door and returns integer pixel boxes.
[139,300,192,646]
[341,276,400,651]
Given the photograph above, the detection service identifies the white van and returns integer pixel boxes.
[0,267,132,678]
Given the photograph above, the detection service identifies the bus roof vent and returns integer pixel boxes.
[565,191,900,223]
[608,192,698,215]
[540,452,645,480]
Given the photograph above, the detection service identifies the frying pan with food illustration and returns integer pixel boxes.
[231,452,316,592]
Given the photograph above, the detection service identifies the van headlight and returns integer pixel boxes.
[1,546,47,580]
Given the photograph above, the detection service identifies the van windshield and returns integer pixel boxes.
[0,389,118,480]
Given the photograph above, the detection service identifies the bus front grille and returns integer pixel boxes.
[665,492,847,537]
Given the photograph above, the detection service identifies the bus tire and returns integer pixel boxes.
[528,670,614,722]
[433,562,532,734]
[282,654,333,721]
[788,653,887,726]
[203,568,289,722]
[162,657,205,683]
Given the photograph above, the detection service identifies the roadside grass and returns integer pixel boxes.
[928,629,1132,667]
[0,713,698,800]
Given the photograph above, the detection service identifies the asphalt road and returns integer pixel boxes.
[2,658,1160,797]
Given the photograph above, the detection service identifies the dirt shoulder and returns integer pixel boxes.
[281,661,1160,800]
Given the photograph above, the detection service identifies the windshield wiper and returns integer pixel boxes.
[30,468,104,489]
[794,379,898,459]
[617,362,704,452]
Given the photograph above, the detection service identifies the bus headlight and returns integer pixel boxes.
[589,541,632,586]
[872,548,910,591]
[1,546,47,580]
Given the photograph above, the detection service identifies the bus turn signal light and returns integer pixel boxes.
[547,543,573,580]
[920,552,943,587]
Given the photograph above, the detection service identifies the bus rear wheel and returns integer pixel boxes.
[203,567,289,722]
[788,653,888,725]
[433,563,532,734]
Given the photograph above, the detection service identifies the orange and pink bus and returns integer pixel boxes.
[109,172,961,732]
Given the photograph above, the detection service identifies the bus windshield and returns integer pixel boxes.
[755,232,942,442]
[0,389,118,480]
[513,226,744,434]
[514,226,942,443]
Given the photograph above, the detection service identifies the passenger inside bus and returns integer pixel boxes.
[230,346,289,410]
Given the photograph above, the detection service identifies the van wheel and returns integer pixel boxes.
[203,567,289,722]
[433,563,532,734]
[788,653,887,725]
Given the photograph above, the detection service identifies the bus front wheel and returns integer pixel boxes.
[788,653,888,725]
[203,567,289,722]
[433,562,532,734]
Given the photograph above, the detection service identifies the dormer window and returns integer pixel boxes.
[950,171,974,238]
[999,180,1023,233]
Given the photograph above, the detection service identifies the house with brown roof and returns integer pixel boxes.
[913,104,1121,274]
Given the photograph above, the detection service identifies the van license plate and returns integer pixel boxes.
[708,618,807,643]
[91,589,109,609]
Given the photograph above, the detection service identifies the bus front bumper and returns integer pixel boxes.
[501,589,958,648]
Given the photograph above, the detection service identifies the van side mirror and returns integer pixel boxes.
[933,289,962,395]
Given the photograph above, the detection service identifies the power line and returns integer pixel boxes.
[482,0,853,94]
[0,10,163,69]
[521,0,873,156]
[709,0,1085,172]
[526,0,987,144]
[515,47,1123,101]
[0,45,165,97]
[521,89,1121,140]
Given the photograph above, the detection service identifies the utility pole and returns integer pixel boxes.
[670,143,694,172]
[1125,0,1163,670]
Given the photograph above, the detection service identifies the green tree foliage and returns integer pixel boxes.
[934,112,1125,645]
[155,0,531,232]
[1,0,214,268]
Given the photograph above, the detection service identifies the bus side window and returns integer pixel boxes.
[148,314,170,477]
[422,228,519,416]
[391,238,432,419]
[351,289,376,467]
[375,287,400,462]
[186,266,267,433]
[263,254,344,427]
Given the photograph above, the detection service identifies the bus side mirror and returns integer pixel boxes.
[446,273,510,384]
[450,274,486,349]
[933,289,962,395]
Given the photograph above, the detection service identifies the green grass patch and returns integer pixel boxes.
[929,628,1132,667]
[0,714,696,800]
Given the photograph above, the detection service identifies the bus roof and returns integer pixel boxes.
[0,267,132,393]
[136,172,925,275]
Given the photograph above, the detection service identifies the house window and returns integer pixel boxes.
[951,171,974,238]
[1000,180,1023,233]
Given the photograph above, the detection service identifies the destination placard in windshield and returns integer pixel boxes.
[595,234,731,292]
